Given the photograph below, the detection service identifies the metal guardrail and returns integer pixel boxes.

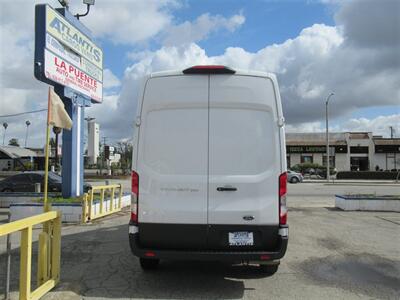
[82,184,122,223]
[0,211,61,300]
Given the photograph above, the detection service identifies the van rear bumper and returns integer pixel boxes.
[128,225,288,262]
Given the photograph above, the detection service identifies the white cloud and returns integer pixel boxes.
[341,114,400,137]
[286,121,323,133]
[98,5,398,140]
[286,114,400,138]
[163,13,245,46]
[103,69,121,89]
[76,0,179,45]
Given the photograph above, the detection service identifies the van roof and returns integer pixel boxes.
[149,67,277,80]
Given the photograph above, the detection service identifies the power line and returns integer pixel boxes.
[0,109,47,118]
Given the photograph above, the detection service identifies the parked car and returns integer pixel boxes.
[129,65,288,274]
[287,170,303,183]
[0,171,91,193]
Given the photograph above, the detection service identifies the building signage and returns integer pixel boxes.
[375,145,400,153]
[44,50,101,101]
[46,8,102,69]
[35,4,103,102]
[287,145,347,154]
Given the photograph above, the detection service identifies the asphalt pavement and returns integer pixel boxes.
[0,182,399,299]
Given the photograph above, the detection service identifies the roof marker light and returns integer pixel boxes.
[183,65,236,74]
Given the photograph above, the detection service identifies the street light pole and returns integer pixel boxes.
[2,122,8,146]
[53,126,62,171]
[326,93,334,182]
[25,120,31,147]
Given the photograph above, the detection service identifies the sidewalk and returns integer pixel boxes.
[303,179,399,185]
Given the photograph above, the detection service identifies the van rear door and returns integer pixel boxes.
[137,75,209,249]
[207,75,281,250]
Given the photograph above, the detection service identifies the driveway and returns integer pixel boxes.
[0,183,399,299]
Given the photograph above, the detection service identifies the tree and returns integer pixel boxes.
[116,140,133,174]
[8,138,19,147]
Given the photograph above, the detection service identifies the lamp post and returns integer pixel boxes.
[25,120,31,147]
[2,122,8,146]
[53,126,62,171]
[326,92,334,182]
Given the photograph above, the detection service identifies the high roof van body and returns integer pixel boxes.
[129,66,288,273]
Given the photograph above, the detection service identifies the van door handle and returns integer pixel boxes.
[217,186,237,192]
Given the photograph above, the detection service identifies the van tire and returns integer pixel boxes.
[139,258,160,270]
[259,264,279,275]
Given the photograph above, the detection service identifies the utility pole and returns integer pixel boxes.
[325,93,334,182]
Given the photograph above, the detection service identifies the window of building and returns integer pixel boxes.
[301,155,313,164]
[286,155,291,168]
[350,146,369,154]
[322,156,335,167]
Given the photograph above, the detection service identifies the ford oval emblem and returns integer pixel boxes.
[243,215,255,221]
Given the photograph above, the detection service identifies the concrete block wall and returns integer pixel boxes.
[335,195,400,212]
[9,195,131,223]
[10,203,82,223]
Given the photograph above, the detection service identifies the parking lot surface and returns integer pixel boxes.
[1,183,399,299]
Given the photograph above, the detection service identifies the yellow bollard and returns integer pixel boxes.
[100,189,105,214]
[19,227,33,300]
[51,213,62,283]
[37,232,49,286]
[111,187,115,211]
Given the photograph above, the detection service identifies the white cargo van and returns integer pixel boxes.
[129,65,288,274]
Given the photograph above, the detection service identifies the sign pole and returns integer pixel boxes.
[43,89,51,212]
[58,88,89,198]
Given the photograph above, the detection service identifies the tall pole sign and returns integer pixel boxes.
[34,4,103,197]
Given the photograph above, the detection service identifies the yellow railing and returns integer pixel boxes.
[82,184,123,223]
[0,211,61,300]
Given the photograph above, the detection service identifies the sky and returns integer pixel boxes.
[0,0,399,148]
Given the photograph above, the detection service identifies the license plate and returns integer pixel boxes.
[228,232,254,246]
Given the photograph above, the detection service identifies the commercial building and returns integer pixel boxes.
[286,132,400,171]
[0,146,39,171]
[87,121,100,165]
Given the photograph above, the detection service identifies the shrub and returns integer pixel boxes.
[336,171,399,180]
[291,163,336,175]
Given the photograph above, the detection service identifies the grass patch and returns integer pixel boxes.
[343,194,400,200]
[35,193,113,204]
[36,196,83,204]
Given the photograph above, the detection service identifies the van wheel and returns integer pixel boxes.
[259,264,279,275]
[290,177,299,184]
[139,258,160,270]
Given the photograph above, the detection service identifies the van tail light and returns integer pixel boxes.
[131,170,139,224]
[279,172,287,225]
